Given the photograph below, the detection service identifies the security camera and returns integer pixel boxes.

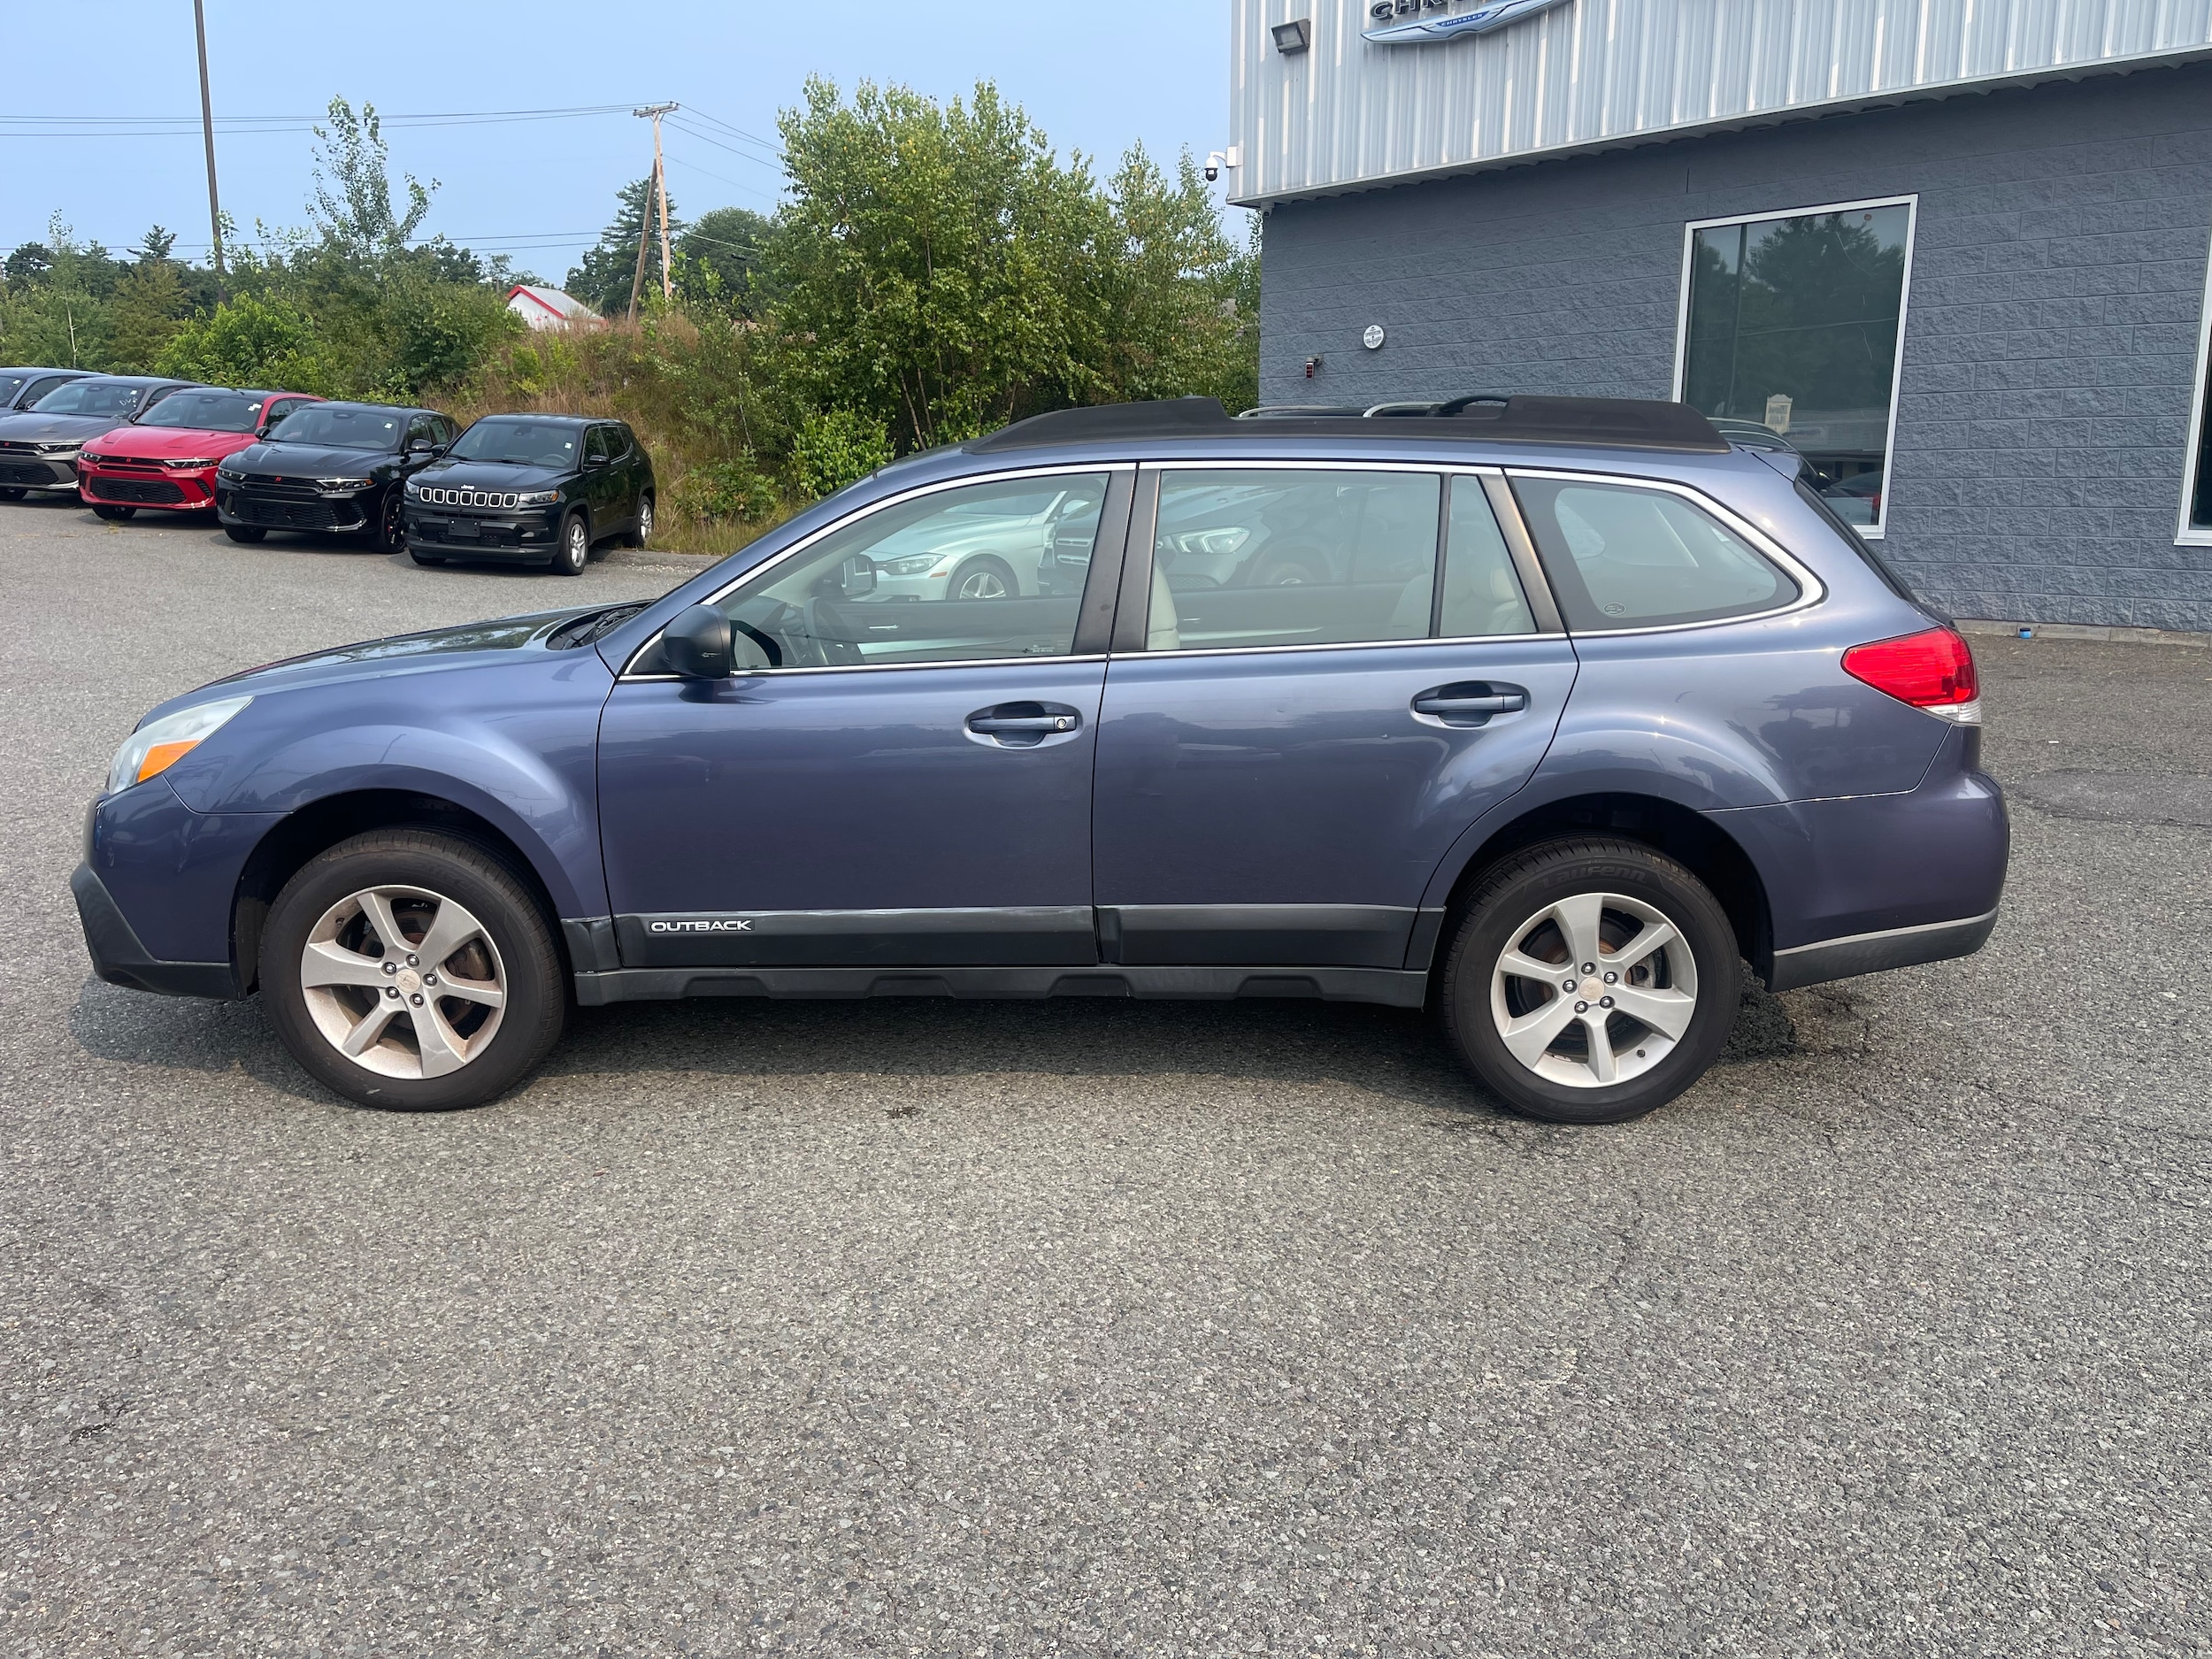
[1205,161,1218,182]
[1203,148,1240,184]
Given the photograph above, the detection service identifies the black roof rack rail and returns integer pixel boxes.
[969,394,1729,454]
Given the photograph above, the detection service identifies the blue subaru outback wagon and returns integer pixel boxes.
[73,396,2007,1123]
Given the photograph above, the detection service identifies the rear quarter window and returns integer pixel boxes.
[1511,477,1798,631]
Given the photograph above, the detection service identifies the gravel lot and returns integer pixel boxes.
[3,498,2208,1657]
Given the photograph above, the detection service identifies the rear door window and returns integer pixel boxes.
[1510,477,1797,630]
[1144,468,1440,651]
[1439,479,1537,637]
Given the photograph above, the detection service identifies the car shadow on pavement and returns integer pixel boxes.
[66,972,1807,1118]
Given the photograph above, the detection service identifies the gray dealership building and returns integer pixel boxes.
[1228,0,2212,630]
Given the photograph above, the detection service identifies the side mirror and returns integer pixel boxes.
[662,604,733,680]
[837,554,877,599]
[406,438,437,456]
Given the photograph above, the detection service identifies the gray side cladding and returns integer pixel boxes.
[1257,62,2212,631]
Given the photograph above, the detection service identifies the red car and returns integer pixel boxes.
[79,388,322,520]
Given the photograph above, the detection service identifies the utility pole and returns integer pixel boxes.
[192,0,227,302]
[626,103,678,320]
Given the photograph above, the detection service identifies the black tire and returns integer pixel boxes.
[0,487,26,502]
[408,547,445,566]
[618,491,653,549]
[1440,838,1741,1125]
[371,488,405,553]
[259,829,566,1110]
[225,524,267,544]
[949,555,1017,600]
[551,510,589,576]
[91,502,135,522]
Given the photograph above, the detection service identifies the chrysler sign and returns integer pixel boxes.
[1364,0,1572,44]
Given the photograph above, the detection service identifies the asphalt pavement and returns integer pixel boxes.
[2,496,2208,1657]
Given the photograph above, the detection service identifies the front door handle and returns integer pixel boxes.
[1411,684,1529,726]
[965,703,1081,747]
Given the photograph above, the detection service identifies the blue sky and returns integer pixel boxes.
[1,1,1238,281]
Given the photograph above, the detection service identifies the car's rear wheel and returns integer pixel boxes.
[950,556,1016,600]
[1440,838,1741,1125]
[260,830,565,1110]
[551,511,589,576]
[225,525,267,544]
[91,503,135,522]
[620,492,654,549]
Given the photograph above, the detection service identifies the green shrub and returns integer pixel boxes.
[789,406,894,497]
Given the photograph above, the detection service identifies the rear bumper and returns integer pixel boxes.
[1766,905,2000,992]
[71,863,240,999]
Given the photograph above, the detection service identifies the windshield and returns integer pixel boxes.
[267,405,403,451]
[30,380,146,417]
[448,419,581,467]
[133,389,269,434]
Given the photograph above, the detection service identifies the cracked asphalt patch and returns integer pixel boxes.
[3,508,2208,1655]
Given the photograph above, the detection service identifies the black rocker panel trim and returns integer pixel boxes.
[572,964,1429,1008]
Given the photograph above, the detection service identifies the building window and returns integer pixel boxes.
[2177,230,2212,545]
[1674,197,1916,537]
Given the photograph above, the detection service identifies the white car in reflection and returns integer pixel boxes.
[867,484,1104,600]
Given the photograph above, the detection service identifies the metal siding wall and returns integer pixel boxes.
[1230,0,2212,202]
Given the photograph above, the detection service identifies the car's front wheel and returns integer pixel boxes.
[950,556,1016,600]
[259,829,566,1110]
[225,524,267,544]
[551,511,589,575]
[371,489,405,553]
[91,503,135,522]
[1440,838,1741,1125]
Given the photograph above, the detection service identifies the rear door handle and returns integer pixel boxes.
[1411,684,1529,726]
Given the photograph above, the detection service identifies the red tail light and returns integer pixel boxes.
[1842,626,1979,709]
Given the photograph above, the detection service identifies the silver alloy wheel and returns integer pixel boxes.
[1488,891,1699,1089]
[636,495,654,545]
[298,884,508,1079]
[954,563,1010,600]
[561,516,588,571]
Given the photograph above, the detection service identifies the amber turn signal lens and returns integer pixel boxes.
[134,740,199,783]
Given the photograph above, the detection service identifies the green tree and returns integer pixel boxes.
[768,77,1117,450]
[674,206,775,316]
[308,98,435,263]
[108,257,192,372]
[567,178,681,317]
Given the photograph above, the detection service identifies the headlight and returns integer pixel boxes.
[515,489,560,507]
[35,440,82,456]
[217,465,247,481]
[878,553,947,576]
[403,480,423,496]
[106,696,252,796]
[163,457,219,470]
[315,476,372,494]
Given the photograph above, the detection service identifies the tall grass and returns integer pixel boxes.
[450,314,800,557]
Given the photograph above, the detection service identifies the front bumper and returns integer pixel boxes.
[216,483,371,533]
[81,464,216,511]
[72,862,239,999]
[403,503,565,558]
[0,453,81,490]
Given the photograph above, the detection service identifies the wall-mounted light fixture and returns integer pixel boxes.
[1272,18,1312,53]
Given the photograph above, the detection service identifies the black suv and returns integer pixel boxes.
[215,403,457,550]
[403,414,655,575]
